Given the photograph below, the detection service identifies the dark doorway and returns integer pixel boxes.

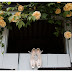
[7,20,65,54]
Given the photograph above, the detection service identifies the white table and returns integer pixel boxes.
[0,53,71,70]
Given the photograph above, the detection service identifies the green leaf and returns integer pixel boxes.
[7,7,12,11]
[53,32,59,37]
[41,13,47,19]
[2,51,4,54]
[2,43,4,47]
[3,2,7,4]
[21,13,28,18]
[7,2,11,5]
[27,16,32,21]
[48,3,55,6]
[55,21,61,25]
[18,21,25,29]
[18,23,22,29]
[8,16,14,22]
[16,21,19,26]
[0,6,2,10]
[11,7,15,11]
[63,11,70,17]
[48,19,54,24]
[31,16,36,21]
[22,22,25,27]
[26,21,31,26]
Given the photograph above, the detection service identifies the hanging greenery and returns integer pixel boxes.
[0,2,72,50]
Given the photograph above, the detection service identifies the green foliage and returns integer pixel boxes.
[2,43,4,47]
[54,32,59,37]
[0,2,71,52]
[21,13,28,18]
[8,15,14,22]
[48,3,55,6]
[41,13,48,19]
[48,19,54,24]
[7,7,12,11]
[55,20,62,25]
[16,21,25,29]
[63,11,70,17]
[54,27,60,37]
[2,2,11,5]
[7,7,17,11]
[7,2,11,5]
[27,16,36,21]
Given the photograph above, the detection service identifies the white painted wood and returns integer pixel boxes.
[2,53,18,70]
[47,54,71,68]
[0,28,9,53]
[0,53,71,70]
[4,28,9,53]
[41,54,48,67]
[0,54,4,68]
[19,53,33,70]
[19,54,48,70]
[47,54,58,67]
[57,54,71,67]
[65,23,72,62]
[69,38,72,62]
[19,54,71,70]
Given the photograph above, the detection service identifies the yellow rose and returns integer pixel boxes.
[63,6,70,11]
[15,12,21,16]
[63,3,72,11]
[57,2,61,3]
[18,5,24,11]
[11,15,19,22]
[64,31,72,39]
[0,20,6,27]
[55,8,61,14]
[66,11,72,17]
[32,11,41,20]
[0,11,4,15]
[0,16,4,20]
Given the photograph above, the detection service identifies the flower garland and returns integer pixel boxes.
[0,2,72,53]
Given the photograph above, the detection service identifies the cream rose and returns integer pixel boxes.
[63,3,72,11]
[64,31,72,39]
[0,16,4,20]
[18,5,24,11]
[15,12,21,16]
[0,20,6,27]
[32,11,41,20]
[55,8,61,14]
[11,15,19,22]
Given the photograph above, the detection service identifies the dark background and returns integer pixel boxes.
[7,20,65,54]
[6,2,65,54]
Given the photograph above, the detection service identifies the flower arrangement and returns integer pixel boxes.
[0,2,72,52]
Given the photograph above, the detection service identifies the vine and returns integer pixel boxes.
[0,2,72,53]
